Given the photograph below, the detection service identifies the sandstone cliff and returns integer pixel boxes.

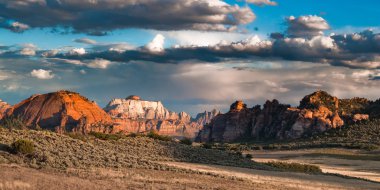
[104,96,218,138]
[5,91,113,133]
[0,99,11,119]
[197,91,369,143]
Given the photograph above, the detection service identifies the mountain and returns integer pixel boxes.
[5,91,113,133]
[104,95,189,121]
[104,95,218,138]
[196,91,371,143]
[0,99,11,119]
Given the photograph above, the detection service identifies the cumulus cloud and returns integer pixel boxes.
[145,34,165,53]
[44,27,380,70]
[19,43,37,56]
[67,48,86,56]
[246,0,277,6]
[286,15,330,38]
[30,69,54,79]
[0,0,255,34]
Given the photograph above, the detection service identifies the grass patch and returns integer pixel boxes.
[89,131,124,141]
[304,153,380,161]
[263,161,322,174]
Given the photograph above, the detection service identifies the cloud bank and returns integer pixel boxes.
[0,0,255,34]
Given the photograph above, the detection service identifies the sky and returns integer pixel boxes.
[0,0,379,116]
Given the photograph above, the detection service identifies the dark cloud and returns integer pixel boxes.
[0,0,255,34]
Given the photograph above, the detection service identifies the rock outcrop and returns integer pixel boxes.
[104,96,180,120]
[0,99,11,119]
[5,91,113,133]
[197,91,368,143]
[193,109,220,126]
[104,96,218,138]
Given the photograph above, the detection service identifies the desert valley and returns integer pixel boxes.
[1,90,380,189]
[0,0,379,189]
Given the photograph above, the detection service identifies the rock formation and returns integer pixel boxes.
[197,91,369,143]
[5,91,113,133]
[0,99,11,119]
[104,96,181,120]
[104,96,218,138]
[193,109,220,126]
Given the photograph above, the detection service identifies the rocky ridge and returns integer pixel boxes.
[104,96,218,138]
[197,91,371,142]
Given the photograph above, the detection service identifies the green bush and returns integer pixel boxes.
[1,116,26,130]
[126,132,145,138]
[245,154,253,159]
[263,161,322,173]
[202,143,213,149]
[147,131,172,142]
[11,139,35,154]
[179,138,193,145]
[89,132,123,141]
[67,132,88,141]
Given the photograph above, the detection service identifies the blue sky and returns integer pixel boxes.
[0,0,379,116]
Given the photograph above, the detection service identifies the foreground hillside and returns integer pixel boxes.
[0,128,262,170]
[1,128,379,190]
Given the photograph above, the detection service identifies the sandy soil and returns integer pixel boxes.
[162,162,380,190]
[249,148,380,182]
[1,161,380,190]
[0,164,279,190]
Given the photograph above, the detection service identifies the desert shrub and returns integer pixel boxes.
[89,132,123,141]
[0,116,26,130]
[147,131,172,142]
[245,154,253,159]
[202,143,213,149]
[264,161,322,173]
[179,138,193,145]
[67,132,88,141]
[11,139,35,154]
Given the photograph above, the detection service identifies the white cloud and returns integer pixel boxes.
[145,34,165,53]
[287,15,330,38]
[87,59,111,69]
[10,21,29,32]
[246,0,277,6]
[164,30,251,47]
[68,48,86,55]
[30,69,54,79]
[79,69,87,74]
[74,38,97,45]
[19,43,37,56]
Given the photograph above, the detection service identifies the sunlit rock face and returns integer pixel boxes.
[104,96,218,138]
[197,91,370,143]
[0,99,11,119]
[4,91,113,133]
[104,97,180,120]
